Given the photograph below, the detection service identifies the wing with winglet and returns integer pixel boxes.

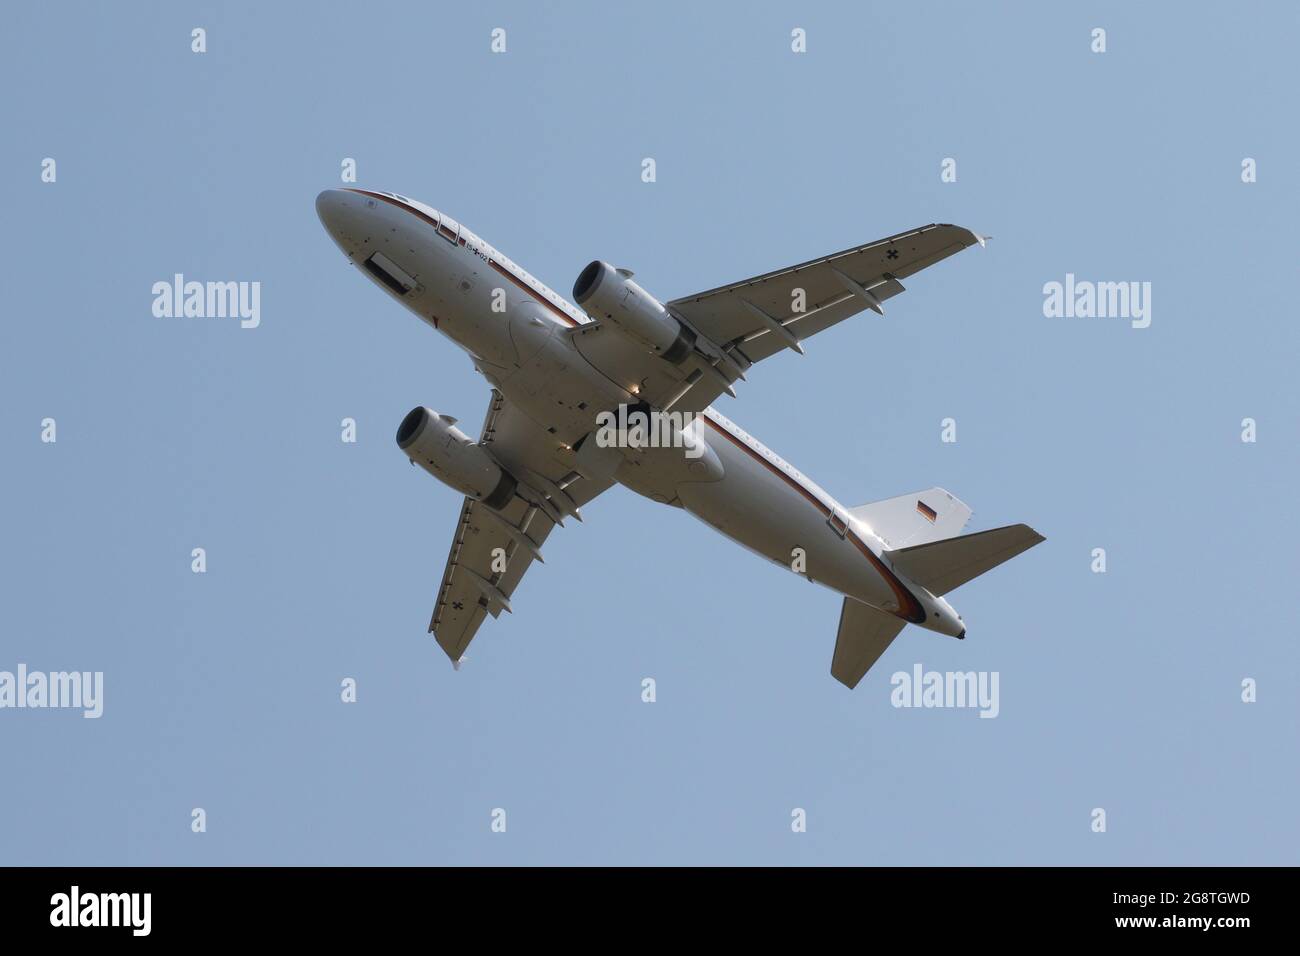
[657,224,986,412]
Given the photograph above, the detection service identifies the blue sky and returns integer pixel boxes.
[2,1,1297,865]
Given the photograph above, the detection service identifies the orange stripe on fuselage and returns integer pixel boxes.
[702,416,925,623]
[344,188,441,230]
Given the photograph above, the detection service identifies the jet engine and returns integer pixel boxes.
[572,260,696,364]
[396,406,517,508]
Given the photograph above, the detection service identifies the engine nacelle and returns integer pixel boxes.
[573,260,695,364]
[396,406,517,508]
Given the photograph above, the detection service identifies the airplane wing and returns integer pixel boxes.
[663,224,984,407]
[427,389,613,663]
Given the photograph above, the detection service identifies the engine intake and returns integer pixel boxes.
[573,260,695,364]
[396,406,517,508]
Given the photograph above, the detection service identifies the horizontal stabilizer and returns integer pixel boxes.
[888,523,1045,597]
[831,598,907,689]
[849,487,972,550]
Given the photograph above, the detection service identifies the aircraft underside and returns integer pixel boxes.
[317,186,1044,687]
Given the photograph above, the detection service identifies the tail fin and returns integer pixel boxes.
[831,598,907,689]
[888,523,1045,596]
[849,487,972,550]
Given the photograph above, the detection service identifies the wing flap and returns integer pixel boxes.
[734,283,902,364]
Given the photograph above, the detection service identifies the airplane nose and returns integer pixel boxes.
[316,188,346,235]
[316,188,363,256]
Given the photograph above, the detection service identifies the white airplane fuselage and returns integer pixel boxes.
[316,187,964,638]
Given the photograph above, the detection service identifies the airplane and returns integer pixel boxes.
[315,187,1045,688]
